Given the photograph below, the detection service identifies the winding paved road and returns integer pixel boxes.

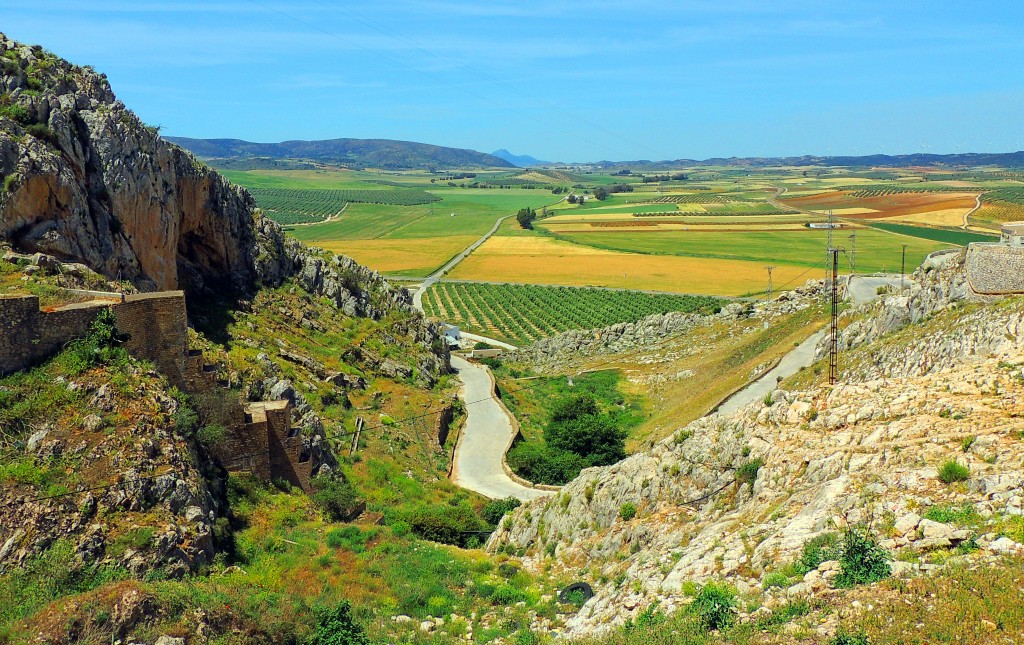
[449,356,552,501]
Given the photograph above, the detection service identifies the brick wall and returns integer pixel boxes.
[0,296,108,375]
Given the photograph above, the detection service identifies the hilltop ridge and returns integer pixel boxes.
[167,136,515,171]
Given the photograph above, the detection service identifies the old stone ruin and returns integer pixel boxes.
[0,291,315,491]
[965,221,1024,296]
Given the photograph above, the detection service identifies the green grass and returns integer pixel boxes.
[250,187,439,225]
[543,227,950,273]
[288,189,559,242]
[423,281,723,343]
[866,222,998,246]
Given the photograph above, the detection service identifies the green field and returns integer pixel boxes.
[249,187,439,225]
[422,281,723,343]
[866,222,998,245]
[542,227,951,274]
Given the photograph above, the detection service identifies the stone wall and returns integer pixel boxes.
[966,244,1024,295]
[0,295,110,376]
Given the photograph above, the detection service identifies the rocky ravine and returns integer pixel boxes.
[488,259,1024,639]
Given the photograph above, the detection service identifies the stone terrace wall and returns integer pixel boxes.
[0,290,317,492]
[966,244,1024,295]
[0,291,192,382]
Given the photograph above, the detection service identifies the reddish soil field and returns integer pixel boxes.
[782,191,976,219]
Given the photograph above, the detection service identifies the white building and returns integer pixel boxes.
[1001,221,1024,246]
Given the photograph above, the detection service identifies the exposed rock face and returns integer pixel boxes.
[488,260,1024,638]
[0,34,450,374]
[0,35,259,293]
[0,366,226,578]
[510,281,823,369]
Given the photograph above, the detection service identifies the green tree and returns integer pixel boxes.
[307,600,369,645]
[516,207,536,229]
[593,187,609,200]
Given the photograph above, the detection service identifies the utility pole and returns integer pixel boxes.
[765,265,775,302]
[900,244,907,288]
[829,248,840,386]
[764,265,775,329]
[825,210,835,286]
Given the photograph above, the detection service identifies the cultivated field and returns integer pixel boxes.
[224,164,1019,299]
[422,281,722,343]
[447,236,816,296]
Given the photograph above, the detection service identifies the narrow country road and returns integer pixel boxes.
[715,329,826,416]
[449,356,552,501]
[412,215,511,312]
[962,194,982,230]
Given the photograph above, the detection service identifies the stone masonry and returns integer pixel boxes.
[0,291,314,492]
[965,243,1024,295]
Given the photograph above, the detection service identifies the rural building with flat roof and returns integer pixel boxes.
[1001,221,1024,246]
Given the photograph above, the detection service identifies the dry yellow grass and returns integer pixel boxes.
[448,236,813,295]
[312,235,477,274]
[889,207,971,227]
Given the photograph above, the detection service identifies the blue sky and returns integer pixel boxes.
[4,1,1024,161]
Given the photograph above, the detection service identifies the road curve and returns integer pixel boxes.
[412,215,511,312]
[449,356,552,501]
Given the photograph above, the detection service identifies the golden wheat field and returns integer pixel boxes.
[312,235,478,275]
[447,236,815,295]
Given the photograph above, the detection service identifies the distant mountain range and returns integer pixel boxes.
[165,137,514,170]
[491,149,550,167]
[591,151,1024,170]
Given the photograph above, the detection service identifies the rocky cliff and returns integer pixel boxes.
[488,260,1024,640]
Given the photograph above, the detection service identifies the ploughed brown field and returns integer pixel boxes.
[782,191,977,219]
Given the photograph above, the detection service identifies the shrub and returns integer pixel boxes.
[25,123,59,147]
[735,458,764,487]
[619,502,637,521]
[922,504,978,525]
[406,502,488,546]
[687,582,737,631]
[483,497,522,525]
[2,173,17,193]
[307,600,369,645]
[312,476,362,522]
[799,532,841,572]
[491,583,528,606]
[835,529,890,588]
[937,460,970,483]
[830,629,870,645]
[0,103,31,125]
[761,571,789,590]
[506,441,585,485]
[195,423,227,447]
[961,436,976,453]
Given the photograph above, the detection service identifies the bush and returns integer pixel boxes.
[835,529,890,588]
[619,502,637,521]
[830,629,870,645]
[506,441,586,485]
[687,582,737,631]
[312,476,363,522]
[25,123,59,147]
[483,497,521,525]
[406,502,489,547]
[937,460,970,483]
[307,600,369,645]
[195,423,227,447]
[762,571,789,589]
[798,532,842,572]
[0,103,32,125]
[491,583,528,606]
[735,458,764,486]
